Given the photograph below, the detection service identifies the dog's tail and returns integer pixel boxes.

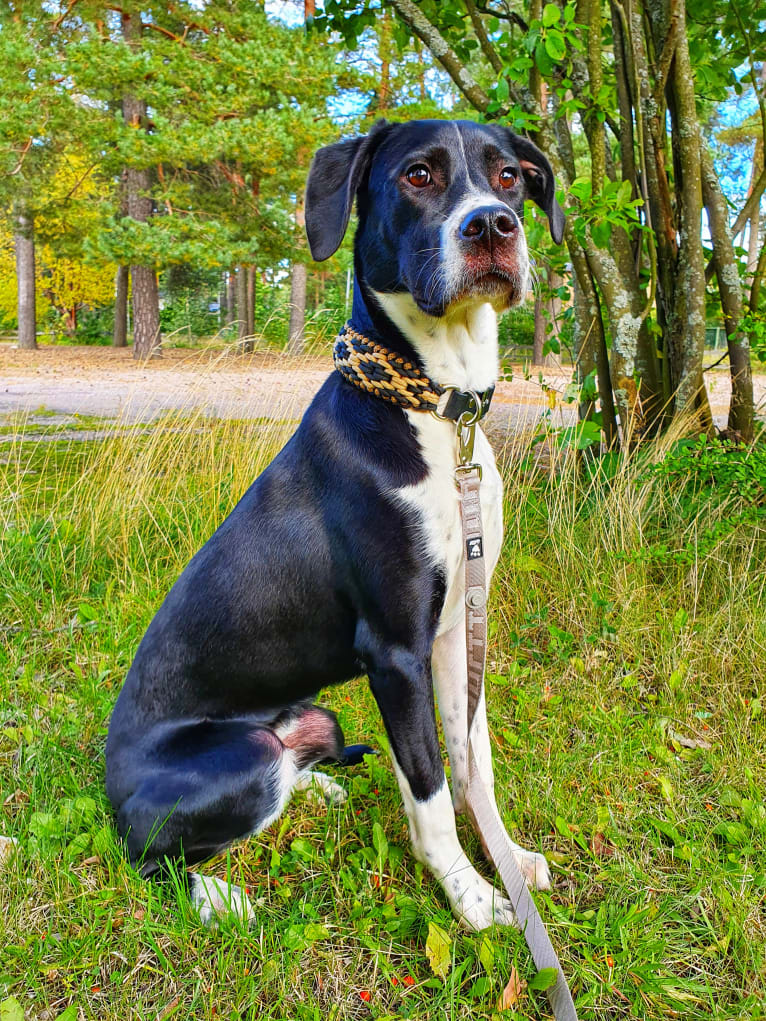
[326,743,377,766]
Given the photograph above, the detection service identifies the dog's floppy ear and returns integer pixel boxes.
[305,120,389,262]
[507,132,566,245]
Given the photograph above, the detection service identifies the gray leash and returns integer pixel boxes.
[451,399,579,1021]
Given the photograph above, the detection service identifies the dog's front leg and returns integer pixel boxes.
[432,620,552,892]
[365,644,516,931]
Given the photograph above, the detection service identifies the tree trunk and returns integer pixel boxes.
[14,208,36,350]
[665,11,711,431]
[746,64,765,282]
[236,264,248,349]
[746,139,763,282]
[287,263,307,356]
[376,10,393,112]
[532,292,548,366]
[239,265,255,353]
[226,269,236,327]
[122,9,161,359]
[130,267,160,358]
[287,202,307,355]
[566,218,619,447]
[113,265,129,347]
[246,265,255,345]
[701,147,754,441]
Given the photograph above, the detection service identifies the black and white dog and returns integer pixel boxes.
[106,119,565,930]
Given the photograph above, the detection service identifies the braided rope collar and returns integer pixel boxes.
[333,324,494,422]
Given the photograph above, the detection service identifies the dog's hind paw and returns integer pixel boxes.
[513,848,552,891]
[0,836,19,868]
[189,873,255,928]
[295,770,347,806]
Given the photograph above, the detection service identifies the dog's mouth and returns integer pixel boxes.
[453,266,525,306]
[470,269,514,291]
[409,260,526,317]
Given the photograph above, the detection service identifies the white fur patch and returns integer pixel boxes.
[431,624,552,891]
[294,770,347,805]
[0,835,19,868]
[189,873,255,927]
[392,410,503,637]
[373,291,500,393]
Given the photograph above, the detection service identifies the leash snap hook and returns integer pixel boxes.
[456,391,482,466]
[457,418,477,465]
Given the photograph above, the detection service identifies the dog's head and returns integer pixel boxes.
[305,119,564,319]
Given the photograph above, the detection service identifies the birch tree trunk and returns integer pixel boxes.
[14,208,36,350]
[701,148,754,441]
[287,201,307,355]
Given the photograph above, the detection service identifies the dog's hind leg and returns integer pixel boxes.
[109,706,349,925]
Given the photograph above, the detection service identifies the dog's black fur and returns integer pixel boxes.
[106,119,563,892]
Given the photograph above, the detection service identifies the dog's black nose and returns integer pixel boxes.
[459,205,518,241]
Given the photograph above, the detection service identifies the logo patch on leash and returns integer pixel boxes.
[466,537,483,560]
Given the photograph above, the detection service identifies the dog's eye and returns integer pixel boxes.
[499,167,518,189]
[405,164,431,188]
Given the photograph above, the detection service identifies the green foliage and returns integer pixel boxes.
[498,304,536,349]
[620,435,766,566]
[72,307,115,346]
[160,291,222,342]
[650,434,766,509]
[568,177,645,250]
[742,311,766,363]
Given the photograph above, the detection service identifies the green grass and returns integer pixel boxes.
[0,409,764,1020]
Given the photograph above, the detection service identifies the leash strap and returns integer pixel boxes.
[332,323,577,1014]
[457,436,579,1021]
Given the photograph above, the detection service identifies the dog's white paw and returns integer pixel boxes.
[0,836,19,868]
[189,873,255,928]
[445,870,518,931]
[513,848,552,891]
[295,771,347,806]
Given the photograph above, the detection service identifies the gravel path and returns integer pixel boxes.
[1,344,760,438]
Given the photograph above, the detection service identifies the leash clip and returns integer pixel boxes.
[456,390,482,468]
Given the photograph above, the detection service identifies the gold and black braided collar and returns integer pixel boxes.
[333,324,494,422]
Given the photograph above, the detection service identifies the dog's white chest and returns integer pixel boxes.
[397,413,503,636]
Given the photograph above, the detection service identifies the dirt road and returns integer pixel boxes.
[0,344,760,437]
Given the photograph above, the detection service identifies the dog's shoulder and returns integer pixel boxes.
[296,373,429,490]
